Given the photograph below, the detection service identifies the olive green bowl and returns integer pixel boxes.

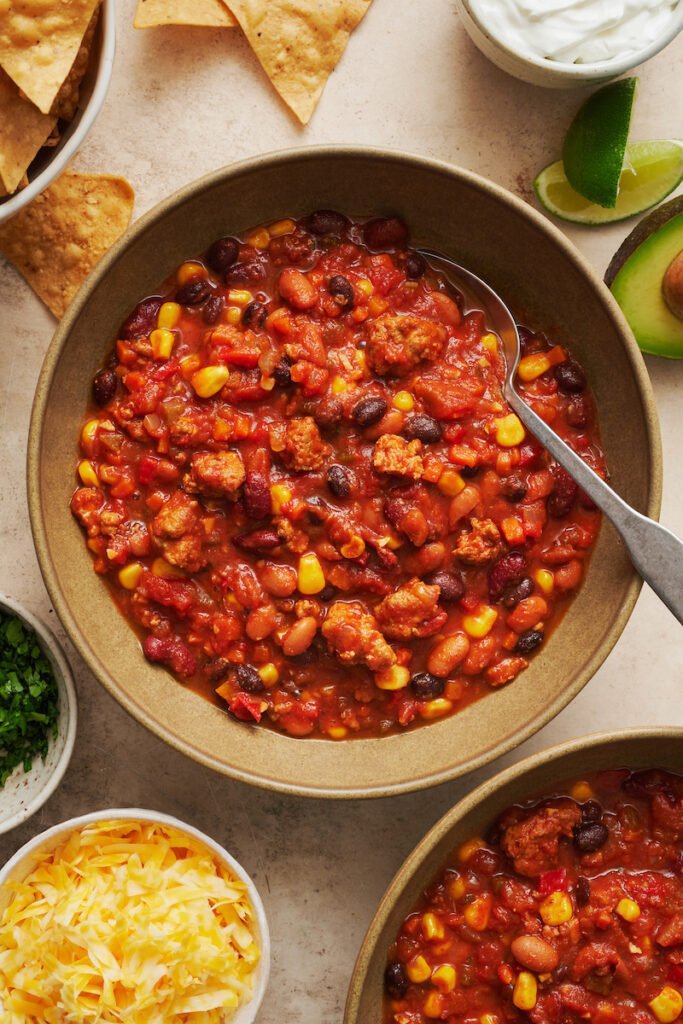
[345,728,682,1021]
[28,147,661,798]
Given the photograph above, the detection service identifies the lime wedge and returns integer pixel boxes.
[534,140,683,225]
[562,78,638,208]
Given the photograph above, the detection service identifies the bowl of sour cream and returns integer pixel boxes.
[455,0,683,87]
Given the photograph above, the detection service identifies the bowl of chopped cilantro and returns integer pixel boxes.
[0,595,77,834]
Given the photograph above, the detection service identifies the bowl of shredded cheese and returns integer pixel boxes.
[0,810,270,1023]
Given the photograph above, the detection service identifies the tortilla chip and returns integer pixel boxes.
[134,0,237,28]
[0,69,57,194]
[225,0,372,124]
[0,171,134,318]
[51,3,101,122]
[0,0,102,114]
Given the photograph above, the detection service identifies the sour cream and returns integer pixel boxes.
[469,0,680,64]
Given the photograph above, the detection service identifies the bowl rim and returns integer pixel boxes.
[0,806,271,1023]
[0,593,78,834]
[457,0,683,79]
[344,725,683,1021]
[27,145,663,798]
[0,0,116,225]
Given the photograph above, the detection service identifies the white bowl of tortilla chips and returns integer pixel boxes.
[0,0,115,224]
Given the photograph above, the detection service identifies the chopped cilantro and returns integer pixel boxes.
[0,610,59,787]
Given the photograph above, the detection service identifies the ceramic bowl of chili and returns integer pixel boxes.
[346,727,683,1024]
[28,147,660,797]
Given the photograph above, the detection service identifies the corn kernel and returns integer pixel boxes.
[419,697,454,720]
[494,413,525,447]
[357,277,374,298]
[540,891,573,926]
[480,1015,500,1024]
[157,301,181,329]
[368,296,389,317]
[375,665,410,691]
[616,898,641,922]
[570,780,595,802]
[118,562,143,590]
[431,964,456,993]
[298,552,325,594]
[226,306,242,325]
[260,375,276,392]
[271,483,292,513]
[227,289,253,306]
[331,375,348,394]
[327,725,349,740]
[438,468,465,497]
[81,419,100,447]
[406,955,431,984]
[513,972,537,1011]
[458,838,484,863]
[269,218,296,237]
[180,353,202,377]
[192,365,230,398]
[176,261,205,285]
[464,894,491,932]
[77,460,99,487]
[393,390,414,412]
[246,228,270,249]
[341,535,365,559]
[463,605,498,639]
[422,912,445,941]
[481,332,499,355]
[151,327,175,360]
[535,569,554,595]
[650,988,683,1023]
[449,875,466,900]
[423,992,443,1019]
[518,352,552,382]
[151,557,185,578]
[355,350,367,373]
[258,663,279,686]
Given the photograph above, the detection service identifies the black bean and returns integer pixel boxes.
[575,875,591,907]
[425,570,464,602]
[405,414,442,444]
[326,464,351,499]
[242,301,268,329]
[202,294,223,325]
[302,210,349,236]
[502,475,527,501]
[460,464,480,479]
[384,961,409,999]
[328,274,354,309]
[205,658,231,682]
[176,279,211,306]
[573,821,609,853]
[92,368,117,406]
[320,585,336,602]
[121,297,162,340]
[273,357,293,387]
[410,672,445,700]
[502,577,534,609]
[206,237,239,274]
[555,360,586,394]
[513,629,543,655]
[581,800,603,823]
[234,663,264,694]
[363,216,408,250]
[352,397,387,427]
[404,251,426,278]
[225,261,266,287]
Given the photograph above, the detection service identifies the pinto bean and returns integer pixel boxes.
[261,563,298,597]
[507,595,548,633]
[279,268,317,309]
[511,935,559,973]
[448,486,481,528]
[427,634,470,677]
[554,559,582,592]
[245,604,279,640]
[282,616,318,657]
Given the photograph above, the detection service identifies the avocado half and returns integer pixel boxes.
[605,196,683,358]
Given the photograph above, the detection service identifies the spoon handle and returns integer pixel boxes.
[507,390,683,625]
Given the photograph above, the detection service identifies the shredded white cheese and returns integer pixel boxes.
[0,820,260,1023]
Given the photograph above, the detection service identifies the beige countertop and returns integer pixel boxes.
[0,1,681,1020]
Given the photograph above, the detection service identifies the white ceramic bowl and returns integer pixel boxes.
[0,808,270,1024]
[0,0,115,224]
[455,0,683,87]
[0,594,77,835]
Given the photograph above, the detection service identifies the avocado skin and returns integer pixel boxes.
[605,195,683,287]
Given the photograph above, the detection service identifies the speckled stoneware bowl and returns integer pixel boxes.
[28,148,661,798]
[345,728,683,1022]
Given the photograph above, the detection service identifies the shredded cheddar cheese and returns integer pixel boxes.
[0,819,260,1023]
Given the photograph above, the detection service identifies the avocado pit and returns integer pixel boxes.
[662,250,683,321]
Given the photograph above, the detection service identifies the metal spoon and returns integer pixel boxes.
[420,250,683,625]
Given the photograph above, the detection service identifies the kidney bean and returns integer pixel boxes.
[206,236,239,274]
[242,300,268,329]
[204,658,230,682]
[328,274,354,309]
[567,396,590,428]
[502,475,527,501]
[405,413,442,443]
[269,228,315,265]
[175,278,211,306]
[575,875,591,907]
[573,821,609,853]
[302,209,349,236]
[245,604,279,641]
[404,251,426,278]
[121,296,162,339]
[279,268,317,309]
[410,672,445,699]
[326,464,352,499]
[352,397,387,427]
[425,570,464,602]
[233,529,281,551]
[244,471,272,520]
[273,356,293,387]
[234,663,264,694]
[555,359,586,393]
[513,629,543,655]
[282,616,318,657]
[92,368,117,406]
[507,595,548,633]
[385,961,409,999]
[202,294,223,325]
[313,395,344,430]
[261,562,298,598]
[502,576,534,609]
[362,216,408,250]
[582,800,603,823]
[488,551,527,603]
[547,466,578,518]
[225,260,266,287]
[143,635,196,677]
[554,559,582,592]
[427,634,470,677]
[511,935,559,973]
